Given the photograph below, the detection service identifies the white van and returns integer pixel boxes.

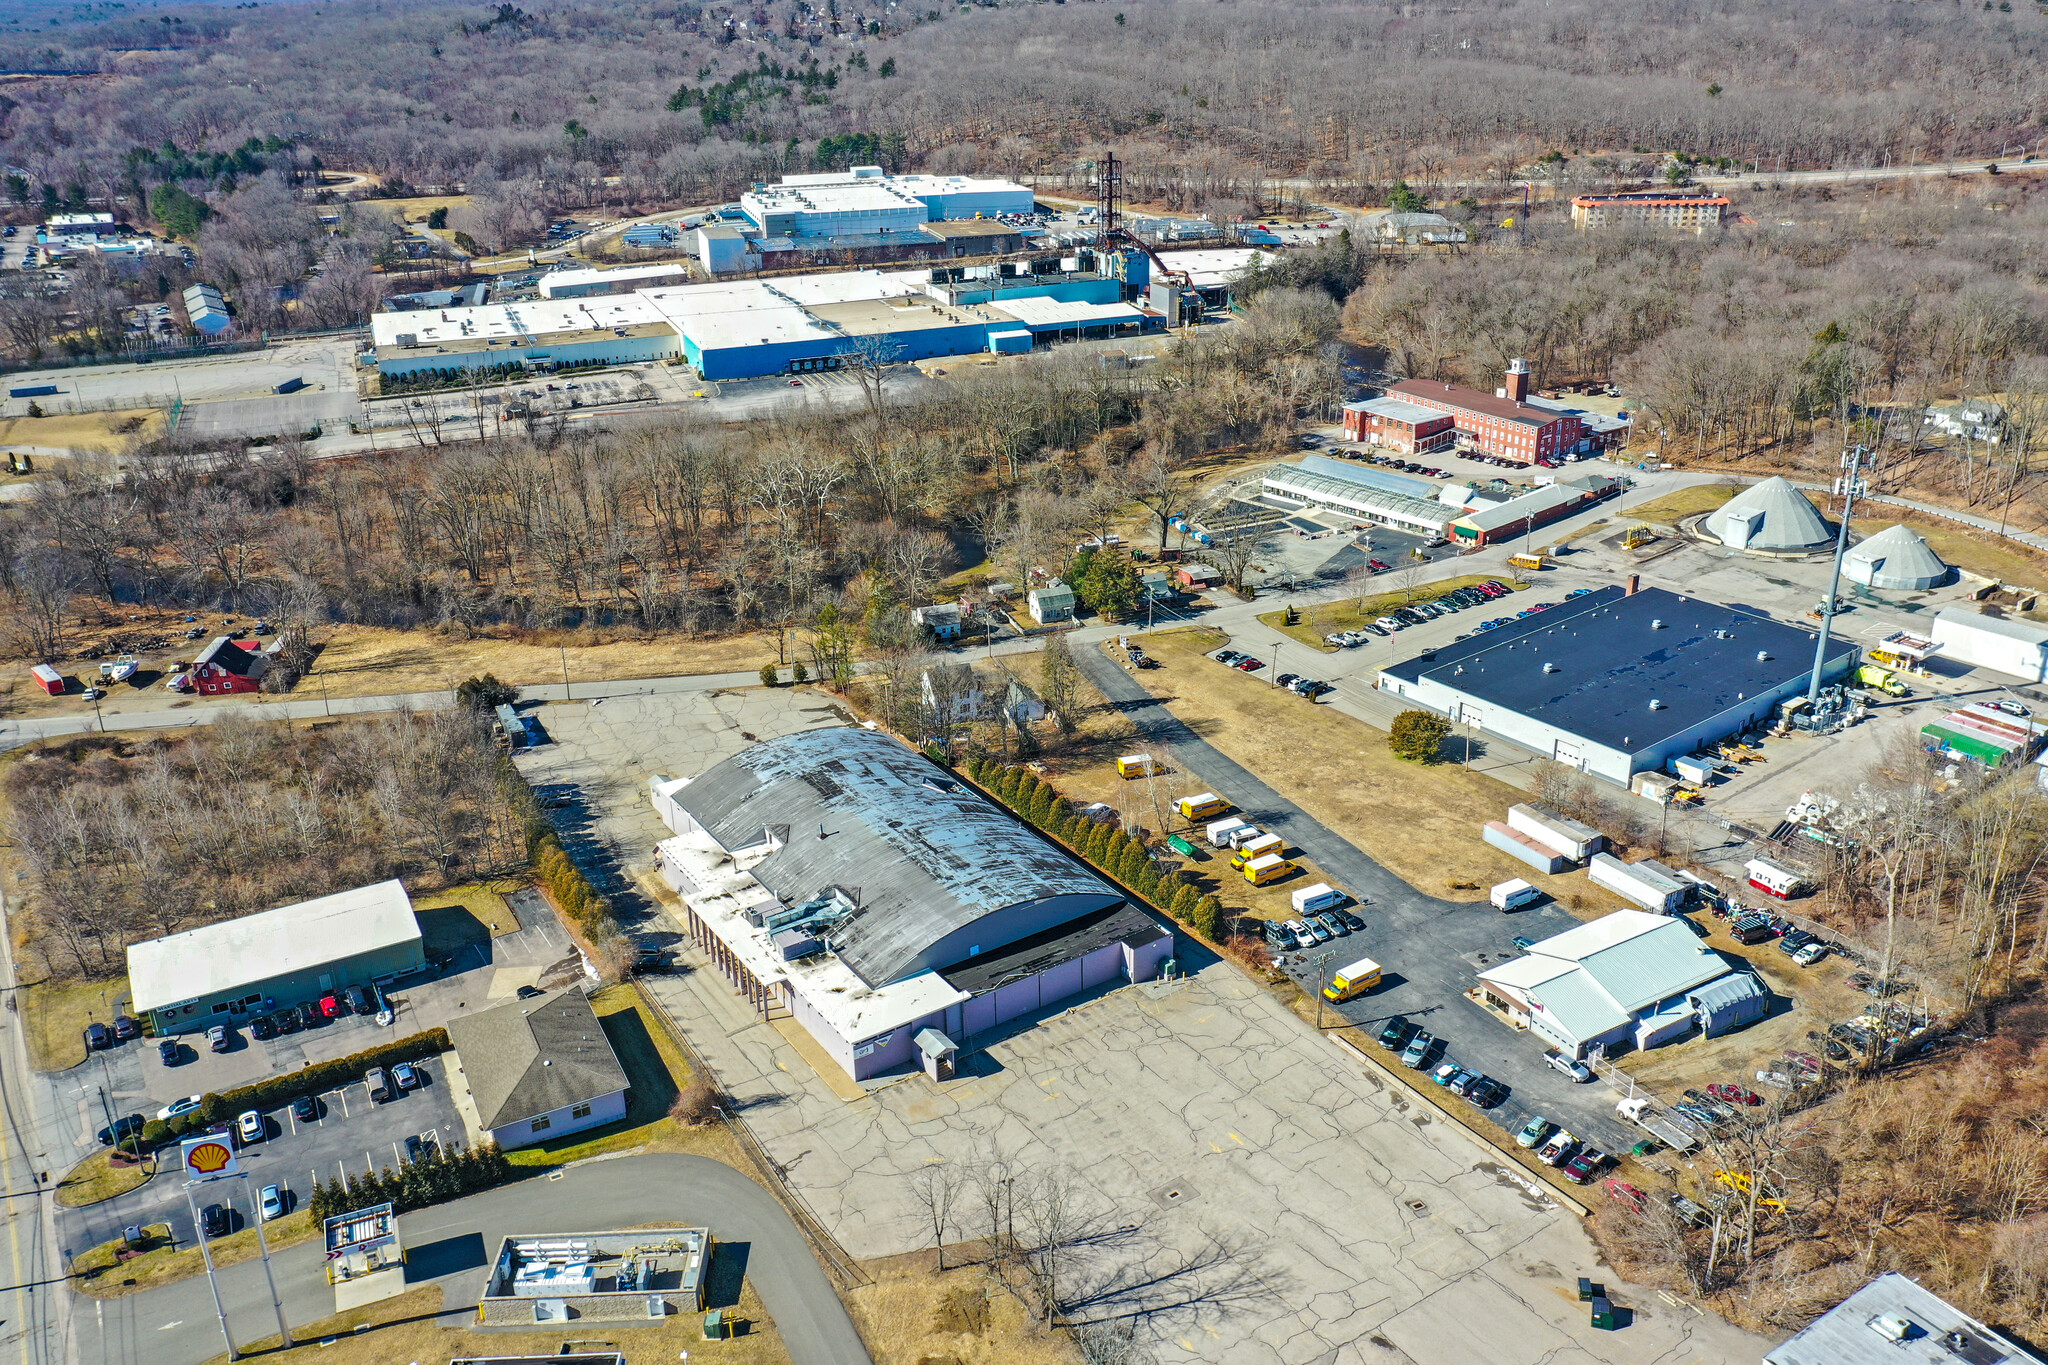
[1224,825,1267,851]
[1491,879,1543,912]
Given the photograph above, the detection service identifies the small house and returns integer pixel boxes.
[1175,564,1221,590]
[1140,571,1176,603]
[1028,581,1077,625]
[911,603,964,641]
[1924,399,2005,444]
[920,663,984,723]
[188,637,271,695]
[444,987,629,1150]
[1003,680,1046,725]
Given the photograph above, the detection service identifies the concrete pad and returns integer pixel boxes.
[333,1265,406,1311]
[487,966,542,998]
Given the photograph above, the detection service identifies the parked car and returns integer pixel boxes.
[260,1184,284,1221]
[112,1015,140,1041]
[273,1008,303,1035]
[1605,1180,1647,1212]
[199,1203,229,1239]
[1235,657,1264,671]
[1276,673,1300,688]
[1536,1129,1577,1166]
[392,1061,420,1091]
[1562,1148,1607,1184]
[85,1022,110,1051]
[206,1025,231,1053]
[1468,1077,1508,1108]
[1313,910,1348,938]
[1432,1063,1468,1090]
[1399,1031,1437,1069]
[1791,941,1829,966]
[250,1015,276,1042]
[516,984,546,1001]
[158,1095,204,1121]
[158,1038,181,1065]
[343,985,373,1013]
[236,1110,264,1144]
[292,1095,319,1123]
[1777,929,1816,956]
[1335,908,1366,932]
[299,1001,327,1029]
[1378,1016,1414,1049]
[1288,921,1317,950]
[96,1114,145,1147]
[1544,1050,1593,1083]
[1707,1083,1761,1106]
[1515,1116,1552,1148]
[1511,934,1536,950]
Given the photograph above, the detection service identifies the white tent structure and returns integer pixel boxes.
[1843,523,1951,591]
[1702,477,1834,553]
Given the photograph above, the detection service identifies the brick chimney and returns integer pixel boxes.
[1503,358,1531,404]
[1626,573,1640,597]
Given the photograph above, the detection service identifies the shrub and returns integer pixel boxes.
[670,1079,725,1126]
[1190,895,1223,940]
[455,673,519,712]
[792,659,809,684]
[759,663,779,687]
[1389,709,1453,763]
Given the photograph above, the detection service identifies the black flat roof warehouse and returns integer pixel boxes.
[1381,585,1858,755]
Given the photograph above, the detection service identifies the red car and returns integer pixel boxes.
[1235,658,1265,671]
[1369,559,1390,572]
[319,994,344,1018]
[1706,1083,1761,1106]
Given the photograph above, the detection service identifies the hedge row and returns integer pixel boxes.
[962,757,1225,941]
[305,1139,514,1224]
[138,1028,451,1149]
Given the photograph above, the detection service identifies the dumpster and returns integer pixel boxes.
[1591,1297,1616,1330]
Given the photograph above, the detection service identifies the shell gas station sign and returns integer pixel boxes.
[180,1134,240,1180]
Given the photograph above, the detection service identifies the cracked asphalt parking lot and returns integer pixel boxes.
[657,952,1775,1365]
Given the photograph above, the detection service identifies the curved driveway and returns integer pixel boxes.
[76,1154,871,1365]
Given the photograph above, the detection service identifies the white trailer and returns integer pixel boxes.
[1745,857,1810,900]
[1588,852,1688,912]
[1932,609,2048,682]
[1506,803,1606,861]
[1206,816,1253,847]
[1491,879,1543,911]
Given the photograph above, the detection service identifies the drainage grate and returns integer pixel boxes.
[1406,1198,1430,1217]
[1149,1182,1195,1209]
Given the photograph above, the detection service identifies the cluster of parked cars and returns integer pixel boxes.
[83,1014,142,1052]
[1514,1116,1607,1183]
[1273,672,1331,700]
[1378,1017,1510,1109]
[1360,451,1453,479]
[1262,904,1364,952]
[1365,581,1516,637]
[1211,649,1264,672]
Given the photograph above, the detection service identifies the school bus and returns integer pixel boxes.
[1243,854,1297,886]
[1323,957,1383,1002]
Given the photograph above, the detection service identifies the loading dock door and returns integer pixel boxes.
[1554,740,1585,770]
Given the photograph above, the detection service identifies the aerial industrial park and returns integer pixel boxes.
[1,2,2048,1363]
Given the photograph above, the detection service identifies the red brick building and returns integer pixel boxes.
[1388,361,1586,465]
[1342,396,1457,454]
[188,637,272,695]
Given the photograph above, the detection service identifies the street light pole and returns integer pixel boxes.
[184,1184,239,1361]
[244,1172,294,1349]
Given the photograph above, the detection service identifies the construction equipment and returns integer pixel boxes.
[1622,525,1657,549]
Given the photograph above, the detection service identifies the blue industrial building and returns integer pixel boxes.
[1377,584,1858,784]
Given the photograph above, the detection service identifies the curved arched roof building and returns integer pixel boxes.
[652,727,1171,1081]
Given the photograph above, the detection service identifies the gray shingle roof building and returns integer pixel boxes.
[1843,523,1950,591]
[1765,1272,2040,1364]
[446,988,628,1136]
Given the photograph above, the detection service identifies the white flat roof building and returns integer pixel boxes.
[128,880,426,1031]
[537,263,691,299]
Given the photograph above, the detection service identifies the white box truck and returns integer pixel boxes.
[1490,879,1543,912]
[1292,883,1343,914]
[1206,816,1253,847]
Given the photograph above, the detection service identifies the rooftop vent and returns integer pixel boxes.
[1651,618,1665,629]
[1870,1314,1915,1343]
[1543,662,1559,673]
[1757,650,1772,662]
[1649,699,1667,710]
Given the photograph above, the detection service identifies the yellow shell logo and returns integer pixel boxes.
[186,1140,234,1175]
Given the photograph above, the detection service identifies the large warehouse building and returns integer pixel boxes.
[371,255,1165,383]
[128,880,426,1035]
[650,728,1170,1082]
[1378,583,1859,783]
[1388,362,1589,463]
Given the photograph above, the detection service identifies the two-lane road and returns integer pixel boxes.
[79,1154,871,1365]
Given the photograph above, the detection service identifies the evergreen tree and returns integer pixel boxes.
[1191,895,1224,939]
[994,766,1022,803]
[1171,882,1203,919]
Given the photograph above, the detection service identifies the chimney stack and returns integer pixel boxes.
[1626,574,1640,596]
[1503,358,1531,404]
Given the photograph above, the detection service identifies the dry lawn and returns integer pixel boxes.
[411,880,519,939]
[352,194,474,224]
[73,1210,321,1298]
[199,1281,790,1365]
[304,622,780,698]
[0,408,162,452]
[846,1253,1078,1365]
[1618,483,1740,526]
[1256,573,1521,650]
[1087,626,1570,903]
[55,1148,156,1207]
[20,975,120,1071]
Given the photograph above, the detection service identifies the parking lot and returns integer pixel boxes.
[62,1053,461,1252]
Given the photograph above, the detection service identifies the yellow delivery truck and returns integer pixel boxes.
[1178,793,1228,821]
[1243,854,1297,886]
[1323,957,1383,1002]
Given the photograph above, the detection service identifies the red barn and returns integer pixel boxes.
[1388,360,1585,465]
[189,637,271,695]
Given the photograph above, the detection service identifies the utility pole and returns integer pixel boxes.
[560,647,572,702]
[1807,445,1872,708]
[1311,948,1336,1029]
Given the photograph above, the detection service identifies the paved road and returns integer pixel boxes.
[78,1153,871,1365]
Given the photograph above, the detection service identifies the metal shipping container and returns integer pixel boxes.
[1587,852,1687,912]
